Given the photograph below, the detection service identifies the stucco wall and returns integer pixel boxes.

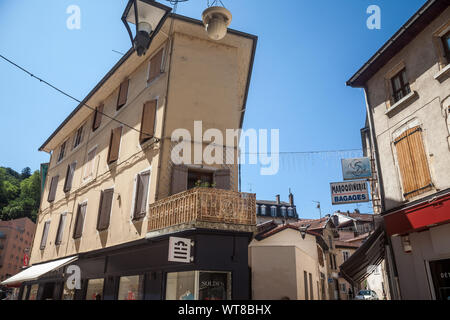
[366,8,450,210]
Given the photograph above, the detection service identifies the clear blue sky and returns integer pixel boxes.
[0,0,427,219]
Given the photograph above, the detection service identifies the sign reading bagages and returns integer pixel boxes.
[330,181,369,205]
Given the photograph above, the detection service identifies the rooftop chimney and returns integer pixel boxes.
[289,192,294,206]
[276,195,281,205]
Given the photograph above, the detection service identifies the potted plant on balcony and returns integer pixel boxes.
[194,180,216,188]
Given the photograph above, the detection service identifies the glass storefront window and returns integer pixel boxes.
[62,279,76,300]
[118,275,144,300]
[85,278,104,300]
[21,286,29,300]
[166,271,231,300]
[28,284,39,300]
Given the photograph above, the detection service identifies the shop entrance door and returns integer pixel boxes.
[429,258,450,300]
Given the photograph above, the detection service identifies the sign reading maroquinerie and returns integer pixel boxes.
[330,181,369,205]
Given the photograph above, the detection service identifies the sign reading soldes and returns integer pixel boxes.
[330,181,369,205]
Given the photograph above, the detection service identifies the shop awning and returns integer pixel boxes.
[340,226,385,285]
[0,256,77,286]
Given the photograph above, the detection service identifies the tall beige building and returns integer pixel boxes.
[2,11,257,300]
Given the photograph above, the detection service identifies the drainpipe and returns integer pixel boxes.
[363,86,401,300]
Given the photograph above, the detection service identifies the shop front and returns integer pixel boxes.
[14,229,252,300]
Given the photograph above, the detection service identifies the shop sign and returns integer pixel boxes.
[168,237,193,263]
[341,157,372,180]
[330,181,369,205]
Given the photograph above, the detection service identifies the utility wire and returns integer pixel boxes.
[242,148,362,155]
[0,54,157,141]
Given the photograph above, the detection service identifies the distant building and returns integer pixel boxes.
[256,192,299,225]
[0,218,36,283]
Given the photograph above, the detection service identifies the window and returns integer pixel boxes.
[166,271,231,300]
[333,254,337,269]
[270,206,277,217]
[171,166,231,195]
[148,48,164,83]
[391,69,411,103]
[73,202,87,239]
[116,79,129,110]
[309,273,314,300]
[261,205,267,216]
[118,275,145,300]
[133,172,150,220]
[47,175,59,203]
[394,126,432,199]
[83,147,97,181]
[63,162,76,193]
[55,213,67,245]
[140,100,157,144]
[343,251,349,262]
[187,170,213,190]
[85,278,104,300]
[107,127,122,164]
[73,125,84,149]
[92,104,103,132]
[97,188,114,230]
[62,279,75,300]
[57,141,67,163]
[341,283,347,293]
[28,284,39,300]
[304,271,309,300]
[40,221,50,250]
[281,206,287,217]
[287,207,294,217]
[442,31,450,61]
[328,235,333,249]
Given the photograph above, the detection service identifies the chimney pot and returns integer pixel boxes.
[289,192,294,206]
[276,195,281,204]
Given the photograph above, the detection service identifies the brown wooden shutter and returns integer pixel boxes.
[63,162,76,193]
[394,126,432,199]
[140,100,157,144]
[117,80,129,110]
[40,221,51,250]
[107,127,123,164]
[148,49,164,83]
[55,213,66,245]
[47,175,59,203]
[134,172,150,219]
[92,104,104,131]
[97,188,114,230]
[171,165,188,195]
[214,169,231,190]
[73,203,87,239]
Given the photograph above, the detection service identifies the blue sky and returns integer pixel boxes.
[0,0,427,219]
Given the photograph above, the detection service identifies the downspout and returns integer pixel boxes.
[363,86,401,300]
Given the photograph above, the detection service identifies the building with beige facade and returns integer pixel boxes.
[345,0,450,300]
[249,221,329,300]
[1,9,258,300]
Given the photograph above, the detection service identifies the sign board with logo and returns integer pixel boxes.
[341,157,372,180]
[330,181,369,205]
[168,237,192,263]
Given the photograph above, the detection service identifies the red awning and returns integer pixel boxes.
[384,191,450,236]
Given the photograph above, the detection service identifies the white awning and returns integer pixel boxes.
[1,256,78,286]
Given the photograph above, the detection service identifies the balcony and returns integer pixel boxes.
[147,187,257,237]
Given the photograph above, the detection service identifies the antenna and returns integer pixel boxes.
[313,201,322,219]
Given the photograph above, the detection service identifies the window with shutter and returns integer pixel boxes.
[117,80,129,110]
[57,141,67,163]
[73,126,84,149]
[63,162,76,193]
[394,126,432,199]
[40,221,51,250]
[148,49,164,83]
[83,147,97,181]
[73,203,87,239]
[107,127,123,164]
[133,172,150,219]
[97,188,114,231]
[92,104,104,132]
[140,100,157,144]
[171,165,188,195]
[55,213,67,245]
[390,69,411,103]
[214,169,231,190]
[48,175,59,203]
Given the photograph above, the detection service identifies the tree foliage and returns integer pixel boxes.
[0,167,40,222]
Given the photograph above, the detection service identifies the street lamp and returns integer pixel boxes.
[202,5,232,40]
[299,224,310,240]
[122,0,172,56]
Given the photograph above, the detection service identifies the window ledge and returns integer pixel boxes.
[434,64,450,82]
[385,91,417,117]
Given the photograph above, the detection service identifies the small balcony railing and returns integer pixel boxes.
[147,187,256,234]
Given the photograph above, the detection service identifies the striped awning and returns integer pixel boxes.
[339,226,385,284]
